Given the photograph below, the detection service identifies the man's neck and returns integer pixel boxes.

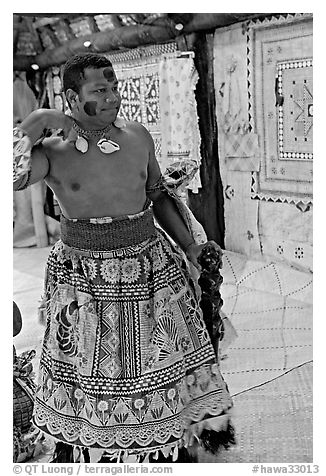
[72,121,114,141]
[72,114,112,131]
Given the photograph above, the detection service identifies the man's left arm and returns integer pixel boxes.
[145,131,207,269]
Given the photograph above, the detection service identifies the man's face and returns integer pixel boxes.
[76,66,121,124]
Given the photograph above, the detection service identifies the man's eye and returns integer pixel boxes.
[95,89,106,93]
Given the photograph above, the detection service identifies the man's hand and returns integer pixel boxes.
[185,241,222,271]
[42,109,74,140]
[19,109,74,144]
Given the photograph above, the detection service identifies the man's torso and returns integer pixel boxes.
[43,122,150,219]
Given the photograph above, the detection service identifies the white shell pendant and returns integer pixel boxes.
[97,138,120,154]
[75,136,88,153]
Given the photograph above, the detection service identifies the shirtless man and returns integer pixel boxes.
[14,54,202,262]
[13,54,233,463]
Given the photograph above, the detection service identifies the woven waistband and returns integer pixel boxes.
[60,207,156,251]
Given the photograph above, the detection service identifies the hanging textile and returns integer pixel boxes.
[159,54,202,193]
[213,14,313,271]
[111,52,162,162]
[248,14,313,204]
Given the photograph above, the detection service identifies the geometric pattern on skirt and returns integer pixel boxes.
[33,211,232,457]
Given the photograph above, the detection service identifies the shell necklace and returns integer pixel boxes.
[72,121,120,155]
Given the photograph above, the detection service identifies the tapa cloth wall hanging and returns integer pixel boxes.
[159,53,202,193]
[248,14,313,205]
[214,38,260,174]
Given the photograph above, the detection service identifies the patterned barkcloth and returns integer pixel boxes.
[33,206,233,461]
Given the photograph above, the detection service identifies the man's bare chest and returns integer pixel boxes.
[47,142,148,193]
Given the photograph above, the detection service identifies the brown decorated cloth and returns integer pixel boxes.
[34,206,232,462]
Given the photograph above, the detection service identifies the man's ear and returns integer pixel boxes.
[65,88,79,108]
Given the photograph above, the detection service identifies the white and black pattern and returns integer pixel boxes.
[33,209,232,457]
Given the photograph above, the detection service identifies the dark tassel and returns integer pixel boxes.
[197,243,224,359]
[50,441,74,463]
[147,447,197,463]
[200,423,236,455]
[99,456,118,463]
[177,446,198,463]
[82,447,90,463]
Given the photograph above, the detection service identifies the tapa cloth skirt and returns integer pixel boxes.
[33,206,233,461]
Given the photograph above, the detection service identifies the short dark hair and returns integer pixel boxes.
[62,53,113,95]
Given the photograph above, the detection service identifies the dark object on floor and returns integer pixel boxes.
[82,447,90,462]
[200,422,236,454]
[13,301,22,337]
[50,441,74,463]
[13,371,35,432]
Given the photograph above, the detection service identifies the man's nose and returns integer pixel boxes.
[105,92,119,104]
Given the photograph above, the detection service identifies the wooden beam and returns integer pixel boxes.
[171,12,264,32]
[13,13,264,71]
[13,24,175,70]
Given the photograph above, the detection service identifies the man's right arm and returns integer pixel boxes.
[13,109,73,191]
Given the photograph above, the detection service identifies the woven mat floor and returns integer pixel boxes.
[219,251,313,395]
[198,362,313,463]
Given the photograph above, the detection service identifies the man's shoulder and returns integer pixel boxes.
[123,121,152,142]
[124,120,147,132]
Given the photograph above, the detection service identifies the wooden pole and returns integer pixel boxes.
[188,32,225,248]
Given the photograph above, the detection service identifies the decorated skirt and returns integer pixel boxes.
[34,206,233,462]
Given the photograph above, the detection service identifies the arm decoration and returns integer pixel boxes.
[13,127,32,183]
[147,172,207,246]
[14,169,32,191]
[145,174,167,194]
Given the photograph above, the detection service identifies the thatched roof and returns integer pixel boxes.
[13,13,273,71]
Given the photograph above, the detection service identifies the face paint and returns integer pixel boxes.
[71,182,81,191]
[84,101,98,116]
[103,67,115,81]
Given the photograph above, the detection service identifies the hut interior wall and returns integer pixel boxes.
[213,14,313,272]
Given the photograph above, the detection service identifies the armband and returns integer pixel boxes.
[146,175,167,195]
[13,127,32,183]
[14,169,32,191]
